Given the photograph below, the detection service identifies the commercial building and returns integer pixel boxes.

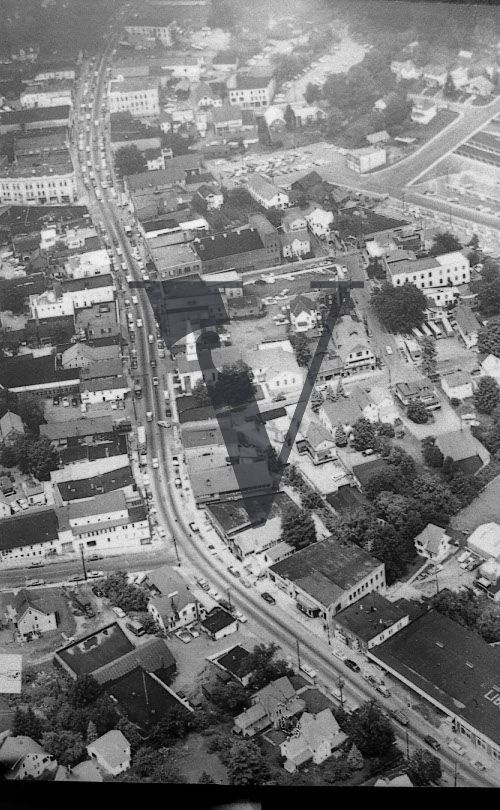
[20,81,73,109]
[467,523,500,561]
[333,592,409,653]
[124,16,174,47]
[0,354,81,401]
[0,105,71,135]
[148,239,202,278]
[268,535,386,626]
[246,173,289,209]
[108,78,160,118]
[248,213,282,265]
[369,610,500,761]
[384,250,470,290]
[346,147,386,173]
[228,75,276,109]
[193,228,271,274]
[66,490,151,555]
[0,150,76,205]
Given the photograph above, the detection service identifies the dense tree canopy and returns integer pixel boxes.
[371,282,426,333]
[242,643,293,691]
[478,319,500,358]
[474,375,500,414]
[408,749,442,786]
[428,232,462,257]
[101,571,148,612]
[114,145,147,178]
[407,400,429,424]
[420,336,437,379]
[351,418,376,451]
[430,587,500,643]
[281,506,317,550]
[348,701,396,758]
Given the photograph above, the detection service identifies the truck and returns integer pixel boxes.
[134,380,142,398]
[137,425,146,453]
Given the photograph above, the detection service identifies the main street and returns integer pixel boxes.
[61,25,497,786]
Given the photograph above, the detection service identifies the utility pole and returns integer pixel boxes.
[296,638,301,671]
[405,728,410,759]
[79,543,87,581]
[337,675,345,708]
[227,588,232,610]
[454,760,458,787]
[435,568,440,595]
[172,533,181,566]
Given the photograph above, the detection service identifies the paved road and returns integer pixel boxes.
[66,24,497,788]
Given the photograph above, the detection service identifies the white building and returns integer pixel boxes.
[247,347,304,395]
[481,354,500,386]
[281,710,347,773]
[414,523,451,563]
[467,523,500,561]
[0,158,76,206]
[386,251,470,290]
[146,565,202,632]
[108,78,160,118]
[304,206,334,238]
[441,370,473,401]
[65,249,111,279]
[67,490,151,554]
[15,590,58,640]
[228,75,276,109]
[29,286,115,320]
[0,736,57,780]
[87,731,130,777]
[246,173,289,209]
[80,375,129,405]
[281,229,310,258]
[411,98,437,125]
[34,65,76,82]
[450,65,470,88]
[124,20,174,46]
[20,81,73,109]
[454,304,480,349]
[289,294,319,332]
[346,147,386,174]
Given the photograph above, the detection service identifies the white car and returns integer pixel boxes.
[87,570,104,579]
[208,588,220,601]
[152,457,159,469]
[62,397,70,407]
[233,609,247,623]
[301,664,317,680]
[386,345,393,355]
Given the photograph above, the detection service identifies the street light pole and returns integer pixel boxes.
[296,638,301,671]
[406,729,410,759]
[79,543,88,581]
[172,533,181,566]
[227,588,232,610]
[337,675,345,708]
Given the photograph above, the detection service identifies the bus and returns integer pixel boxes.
[441,316,454,336]
[405,338,421,361]
[412,327,424,340]
[428,321,443,339]
[421,323,433,338]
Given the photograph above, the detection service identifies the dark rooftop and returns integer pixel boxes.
[215,645,251,679]
[201,607,237,634]
[326,484,370,513]
[334,592,408,642]
[0,105,71,127]
[55,622,134,678]
[92,637,175,686]
[351,458,390,488]
[106,667,189,733]
[0,508,59,551]
[194,228,264,261]
[0,354,79,390]
[371,609,500,747]
[56,465,133,502]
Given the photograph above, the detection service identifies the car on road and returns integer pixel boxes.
[391,709,409,726]
[195,577,210,591]
[240,578,252,588]
[87,571,104,579]
[174,477,182,488]
[29,561,45,569]
[189,522,200,533]
[473,760,487,771]
[187,627,200,638]
[112,606,126,619]
[152,377,159,386]
[233,609,247,623]
[424,735,441,751]
[344,659,361,673]
[131,358,138,369]
[69,574,85,582]
[208,589,219,601]
[136,319,143,328]
[386,345,393,355]
[227,566,240,578]
[300,664,317,681]
[363,674,377,686]
[88,553,103,562]
[376,683,391,698]
[175,629,192,644]
[152,457,159,469]
[26,579,45,587]
[218,598,232,611]
[261,591,276,605]
[447,739,466,756]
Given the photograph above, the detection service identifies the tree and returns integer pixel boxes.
[474,375,500,414]
[283,104,296,131]
[0,281,27,315]
[114,145,146,178]
[372,282,426,333]
[128,746,186,783]
[291,333,312,367]
[386,446,416,480]
[377,422,395,438]
[86,720,98,743]
[443,73,456,98]
[363,467,403,499]
[421,437,444,468]
[429,232,462,256]
[335,424,348,447]
[0,443,17,467]
[323,757,352,783]
[305,82,322,104]
[408,749,442,786]
[198,771,215,783]
[190,381,211,407]
[281,506,317,550]
[420,336,437,378]
[149,708,193,748]
[477,279,500,316]
[18,399,45,436]
[349,701,395,758]
[411,474,460,523]
[346,743,364,770]
[116,716,143,751]
[207,0,235,29]
[371,528,413,584]
[374,492,426,548]
[209,680,249,714]
[12,707,43,741]
[214,360,254,407]
[478,319,500,357]
[323,107,345,138]
[41,730,86,767]
[100,571,148,612]
[407,400,429,423]
[12,435,59,479]
[449,471,482,507]
[225,739,272,785]
[302,490,324,511]
[351,418,376,451]
[242,643,293,691]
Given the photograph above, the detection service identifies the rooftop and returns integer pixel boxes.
[270,536,382,609]
[68,489,127,520]
[194,228,265,262]
[57,465,133,503]
[335,592,408,642]
[55,622,134,678]
[40,415,114,441]
[214,645,251,679]
[233,74,273,90]
[0,508,59,551]
[87,730,129,770]
[201,606,237,634]
[0,354,79,391]
[92,637,175,686]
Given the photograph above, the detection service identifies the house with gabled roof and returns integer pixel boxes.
[14,589,58,640]
[280,708,348,772]
[146,565,202,632]
[0,735,57,780]
[414,523,452,563]
[233,676,305,737]
[281,228,311,259]
[296,422,337,465]
[246,173,289,210]
[289,294,319,332]
[0,411,24,446]
[87,730,130,776]
[333,316,375,375]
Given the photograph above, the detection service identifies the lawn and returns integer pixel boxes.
[400,109,459,144]
[178,731,229,783]
[450,471,500,533]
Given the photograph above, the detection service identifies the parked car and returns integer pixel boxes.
[62,397,70,407]
[174,477,182,489]
[473,760,487,771]
[227,566,240,578]
[218,598,232,611]
[112,606,126,619]
[189,522,200,533]
[29,561,45,569]
[175,629,192,644]
[261,592,276,605]
[233,609,247,623]
[344,659,361,673]
[87,571,104,579]
[391,709,409,726]
[424,735,441,751]
[376,683,391,698]
[188,627,200,638]
[152,376,159,386]
[26,579,45,587]
[53,396,60,406]
[301,664,317,680]
[195,577,209,591]
[91,586,103,597]
[88,554,103,561]
[240,578,252,589]
[152,457,159,469]
[363,674,377,686]
[208,589,219,601]
[69,573,84,582]
[447,739,465,756]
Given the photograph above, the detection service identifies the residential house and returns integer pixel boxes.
[248,213,282,265]
[87,730,130,776]
[441,370,473,402]
[194,184,224,211]
[246,173,289,209]
[423,64,448,86]
[264,105,286,134]
[450,65,470,89]
[200,607,238,640]
[414,523,452,563]
[233,676,306,737]
[454,304,480,348]
[289,294,319,332]
[190,81,218,109]
[146,565,202,632]
[211,103,243,134]
[393,379,440,410]
[375,774,414,787]
[304,206,334,238]
[319,397,363,435]
[0,411,24,446]
[467,76,494,97]
[0,735,57,780]
[435,429,490,475]
[291,105,326,127]
[282,208,309,232]
[411,99,437,125]
[281,229,310,258]
[392,59,422,81]
[481,354,500,387]
[366,130,390,145]
[333,591,410,653]
[268,536,386,626]
[14,589,58,640]
[296,422,337,465]
[55,760,103,782]
[228,74,276,109]
[334,317,376,376]
[281,709,348,772]
[247,347,304,395]
[208,645,253,686]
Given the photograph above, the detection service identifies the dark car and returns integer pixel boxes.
[261,592,276,605]
[53,396,60,406]
[218,598,232,612]
[91,586,103,597]
[344,659,361,673]
[424,735,441,751]
[150,359,157,368]
[71,396,79,406]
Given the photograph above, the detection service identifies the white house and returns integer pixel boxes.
[411,98,437,125]
[454,304,480,348]
[423,64,448,86]
[194,184,224,211]
[0,736,57,780]
[247,348,304,396]
[87,730,130,776]
[289,294,319,332]
[441,370,473,402]
[334,317,376,375]
[450,65,470,89]
[146,565,202,632]
[15,590,57,640]
[281,229,311,258]
[390,59,422,81]
[386,251,470,291]
[481,354,500,386]
[246,173,289,209]
[304,206,334,238]
[467,75,494,97]
[280,709,348,773]
[414,523,451,563]
[228,74,276,109]
[282,208,309,232]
